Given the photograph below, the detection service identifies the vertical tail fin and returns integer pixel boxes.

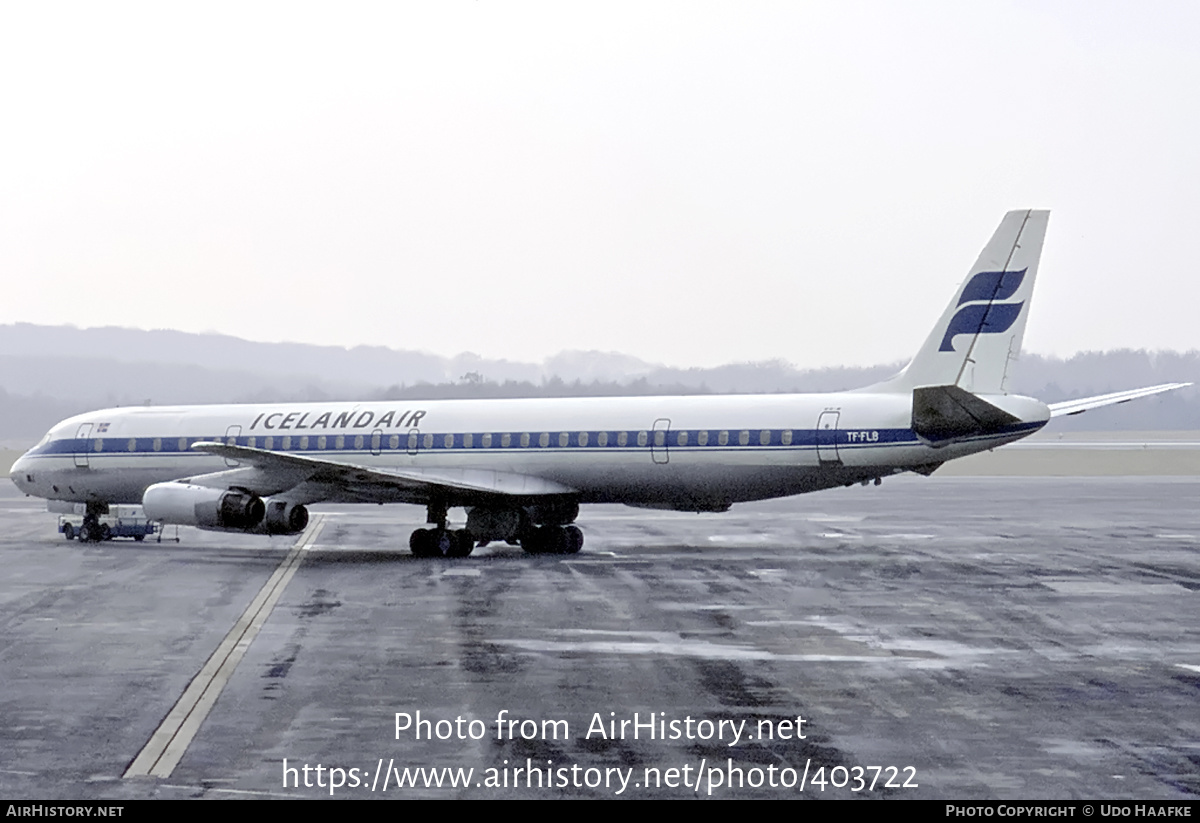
[876,209,1049,395]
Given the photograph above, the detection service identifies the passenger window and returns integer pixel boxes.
[282,436,292,450]
[677,431,687,446]
[128,438,137,452]
[389,434,399,449]
[653,431,665,446]
[463,433,473,448]
[617,432,628,447]
[781,430,792,446]
[520,433,530,447]
[739,431,750,446]
[264,436,274,450]
[354,435,364,450]
[559,432,569,447]
[718,431,729,446]
[597,432,608,447]
[637,431,648,447]
[698,431,709,446]
[408,432,418,450]
[423,433,433,449]
[336,435,345,449]
[178,437,187,451]
[501,433,511,447]
[318,435,327,450]
[153,438,162,452]
[247,437,256,449]
[444,434,454,449]
[299,436,309,450]
[760,430,771,446]
[578,432,589,447]
[94,439,104,452]
[483,433,494,448]
[539,432,550,448]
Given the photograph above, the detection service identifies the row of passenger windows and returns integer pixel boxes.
[87,429,800,453]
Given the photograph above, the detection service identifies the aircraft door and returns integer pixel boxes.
[652,418,671,464]
[224,425,241,467]
[816,410,841,464]
[74,423,92,468]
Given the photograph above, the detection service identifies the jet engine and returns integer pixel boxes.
[143,482,266,531]
[262,499,309,535]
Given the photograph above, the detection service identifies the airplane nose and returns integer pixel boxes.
[10,449,44,487]
[10,454,32,491]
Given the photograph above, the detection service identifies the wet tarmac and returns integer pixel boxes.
[1,476,1197,799]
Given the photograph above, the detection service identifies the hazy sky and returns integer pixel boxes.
[2,1,1197,369]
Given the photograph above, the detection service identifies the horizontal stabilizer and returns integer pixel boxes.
[1047,383,1192,418]
[912,385,1020,442]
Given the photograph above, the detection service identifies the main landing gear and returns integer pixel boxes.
[409,527,475,558]
[408,499,474,557]
[406,500,585,558]
[519,525,584,555]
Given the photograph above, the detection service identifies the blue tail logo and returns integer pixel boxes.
[939,268,1026,352]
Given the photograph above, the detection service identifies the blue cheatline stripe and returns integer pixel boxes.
[25,421,1043,459]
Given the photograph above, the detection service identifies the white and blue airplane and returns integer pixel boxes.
[10,210,1188,556]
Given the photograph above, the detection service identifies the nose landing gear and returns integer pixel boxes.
[79,503,112,543]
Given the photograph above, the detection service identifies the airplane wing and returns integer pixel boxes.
[185,441,577,504]
[1047,383,1192,418]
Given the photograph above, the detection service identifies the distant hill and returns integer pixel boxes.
[0,323,1195,444]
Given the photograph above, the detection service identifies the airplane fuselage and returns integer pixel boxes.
[22,210,1173,557]
[11,391,1050,512]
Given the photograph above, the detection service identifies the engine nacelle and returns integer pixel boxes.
[143,482,266,531]
[262,499,309,535]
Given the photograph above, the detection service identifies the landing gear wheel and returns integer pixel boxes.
[521,526,582,555]
[516,532,540,556]
[429,529,454,557]
[63,523,75,541]
[449,530,474,558]
[80,509,106,543]
[520,527,545,555]
[545,527,569,554]
[410,528,467,558]
[564,525,584,554]
[410,528,432,557]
